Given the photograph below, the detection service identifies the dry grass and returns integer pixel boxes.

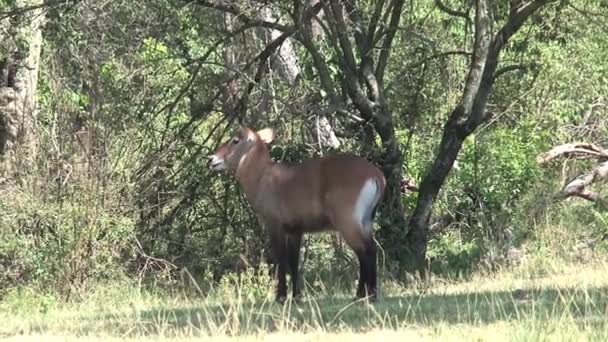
[2,261,608,341]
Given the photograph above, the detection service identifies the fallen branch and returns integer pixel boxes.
[538,142,608,204]
[557,161,608,202]
[537,142,608,164]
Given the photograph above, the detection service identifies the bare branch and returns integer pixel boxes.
[342,0,383,104]
[568,3,608,19]
[494,64,528,79]
[238,31,293,120]
[327,1,358,72]
[557,161,608,203]
[435,0,472,25]
[343,0,368,54]
[537,143,608,164]
[385,50,472,92]
[325,0,375,117]
[460,0,492,117]
[465,0,553,128]
[493,0,553,52]
[192,0,292,32]
[297,3,341,107]
[366,0,386,47]
[375,0,405,84]
[539,142,608,203]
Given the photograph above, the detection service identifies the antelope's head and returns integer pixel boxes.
[207,126,275,171]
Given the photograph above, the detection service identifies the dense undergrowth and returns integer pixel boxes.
[1,1,607,323]
[2,170,607,303]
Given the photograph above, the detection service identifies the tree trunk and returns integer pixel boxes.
[259,3,340,149]
[373,105,407,264]
[405,108,467,273]
[0,0,45,185]
[404,0,554,275]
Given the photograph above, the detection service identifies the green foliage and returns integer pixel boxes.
[0,192,135,297]
[427,231,481,278]
[0,0,16,13]
[457,124,547,213]
[215,264,273,302]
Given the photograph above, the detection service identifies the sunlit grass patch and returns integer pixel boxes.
[2,261,608,340]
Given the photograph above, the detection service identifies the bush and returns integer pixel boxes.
[427,230,481,278]
[0,191,135,298]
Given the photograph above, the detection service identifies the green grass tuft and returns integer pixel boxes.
[2,261,608,340]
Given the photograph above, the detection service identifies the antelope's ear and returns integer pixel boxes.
[257,128,275,144]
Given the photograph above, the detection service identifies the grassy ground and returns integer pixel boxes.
[2,262,608,341]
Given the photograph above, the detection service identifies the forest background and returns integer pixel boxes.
[1,0,608,338]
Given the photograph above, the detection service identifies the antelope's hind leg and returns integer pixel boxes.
[339,222,377,301]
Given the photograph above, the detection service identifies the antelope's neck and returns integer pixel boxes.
[235,144,273,204]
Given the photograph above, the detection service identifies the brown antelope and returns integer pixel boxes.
[208,126,385,302]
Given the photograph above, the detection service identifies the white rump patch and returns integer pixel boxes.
[354,179,378,233]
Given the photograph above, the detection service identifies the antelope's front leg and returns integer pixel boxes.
[287,233,303,299]
[269,229,288,302]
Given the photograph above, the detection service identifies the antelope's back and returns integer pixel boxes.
[319,155,386,206]
[266,154,384,232]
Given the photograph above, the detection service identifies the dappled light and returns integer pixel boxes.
[1,0,608,340]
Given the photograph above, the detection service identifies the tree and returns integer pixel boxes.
[0,0,45,184]
[406,0,557,274]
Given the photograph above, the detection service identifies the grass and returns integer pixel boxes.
[2,261,608,341]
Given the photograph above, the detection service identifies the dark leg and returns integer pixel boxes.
[335,219,377,301]
[287,233,303,299]
[355,250,368,299]
[365,239,377,300]
[269,230,288,302]
[355,237,377,301]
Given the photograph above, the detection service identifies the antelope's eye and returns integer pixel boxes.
[231,137,239,144]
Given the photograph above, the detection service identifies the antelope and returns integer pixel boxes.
[208,126,385,302]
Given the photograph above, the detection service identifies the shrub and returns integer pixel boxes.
[0,191,135,298]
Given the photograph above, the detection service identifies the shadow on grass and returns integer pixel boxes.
[57,284,608,337]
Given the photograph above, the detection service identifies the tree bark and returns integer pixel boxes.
[0,0,45,184]
[259,2,340,149]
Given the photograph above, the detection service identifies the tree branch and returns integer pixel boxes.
[539,142,608,204]
[385,50,472,92]
[192,0,292,32]
[460,0,492,119]
[325,0,375,117]
[493,0,553,51]
[537,143,608,164]
[327,1,358,73]
[366,0,386,48]
[435,0,472,25]
[557,161,608,203]
[298,9,341,108]
[375,0,405,85]
[237,31,293,120]
[494,63,528,79]
[466,0,553,129]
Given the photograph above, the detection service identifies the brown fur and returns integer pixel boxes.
[209,126,385,301]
